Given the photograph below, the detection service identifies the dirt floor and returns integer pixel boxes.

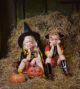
[0,11,80,89]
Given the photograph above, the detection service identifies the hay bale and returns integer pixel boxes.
[7,11,72,63]
[70,12,80,56]
[0,11,80,89]
[70,12,80,35]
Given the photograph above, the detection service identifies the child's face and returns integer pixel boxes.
[23,36,37,49]
[49,34,60,46]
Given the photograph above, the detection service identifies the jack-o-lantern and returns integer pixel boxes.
[51,58,56,67]
[9,73,26,83]
[27,66,44,78]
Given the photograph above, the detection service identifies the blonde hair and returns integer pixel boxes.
[49,29,60,37]
[23,36,38,50]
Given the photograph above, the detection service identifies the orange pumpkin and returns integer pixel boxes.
[51,59,56,67]
[27,66,44,78]
[9,73,26,83]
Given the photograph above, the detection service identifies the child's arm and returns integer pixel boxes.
[57,44,63,56]
[57,41,65,60]
[35,48,41,59]
[57,43,66,65]
[45,46,54,58]
[56,40,63,56]
[26,49,32,61]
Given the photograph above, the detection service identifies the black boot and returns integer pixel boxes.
[61,60,72,77]
[45,63,54,80]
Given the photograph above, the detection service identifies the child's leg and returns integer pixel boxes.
[30,58,43,69]
[45,58,53,80]
[46,57,51,64]
[57,55,65,65]
[18,58,27,73]
[58,55,72,76]
[36,58,43,69]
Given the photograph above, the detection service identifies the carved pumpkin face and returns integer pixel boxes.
[27,66,43,78]
[9,73,26,83]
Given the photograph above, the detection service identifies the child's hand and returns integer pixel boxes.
[50,42,53,47]
[57,40,61,44]
[27,49,32,61]
[28,49,31,54]
[50,42,57,46]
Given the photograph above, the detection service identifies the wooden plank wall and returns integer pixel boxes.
[0,0,9,58]
[0,31,1,54]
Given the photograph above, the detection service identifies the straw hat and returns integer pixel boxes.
[45,29,64,39]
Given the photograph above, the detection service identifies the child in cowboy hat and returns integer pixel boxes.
[45,29,72,80]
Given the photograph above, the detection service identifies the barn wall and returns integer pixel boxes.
[0,0,10,58]
[0,0,80,58]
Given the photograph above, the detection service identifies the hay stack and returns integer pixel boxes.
[0,11,80,89]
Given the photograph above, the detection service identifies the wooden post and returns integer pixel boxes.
[14,0,17,28]
[7,0,17,29]
[17,0,25,21]
[42,0,48,14]
[0,31,1,55]
[23,0,26,19]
